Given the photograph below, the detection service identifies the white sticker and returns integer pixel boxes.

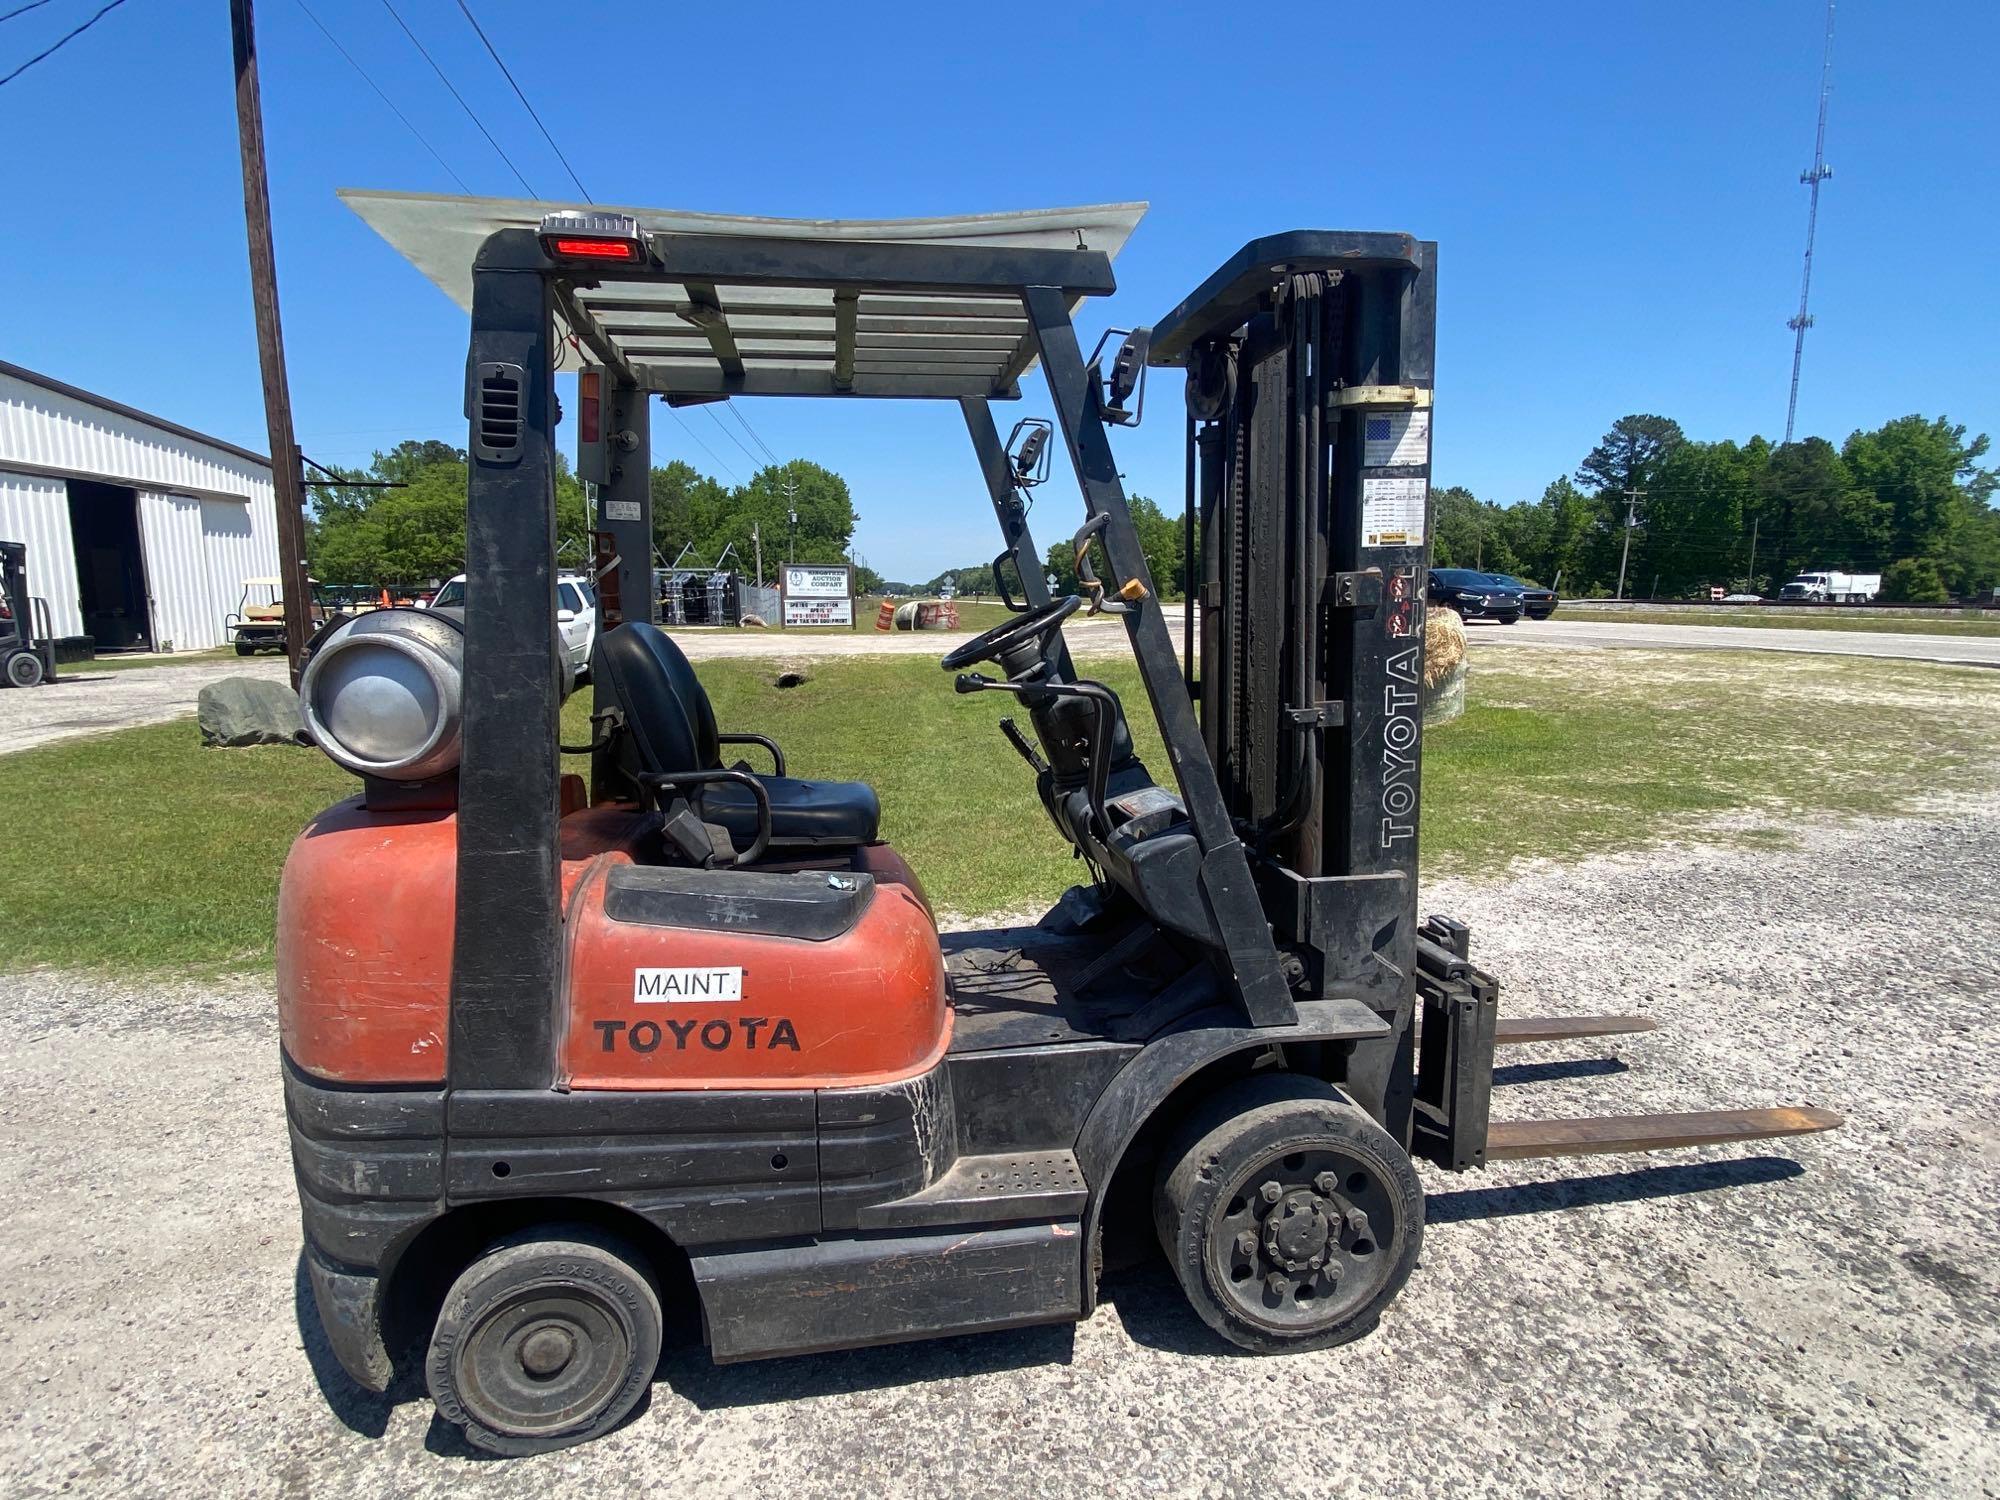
[634,967,744,1003]
[1363,409,1430,468]
[601,499,641,522]
[1362,477,1428,549]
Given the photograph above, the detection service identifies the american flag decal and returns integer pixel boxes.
[1366,416,1392,444]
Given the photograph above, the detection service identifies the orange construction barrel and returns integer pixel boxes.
[874,598,896,631]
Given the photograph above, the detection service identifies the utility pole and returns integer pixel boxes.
[781,478,800,565]
[1614,486,1645,601]
[751,521,763,587]
[231,0,314,682]
[1745,516,1760,595]
[1784,0,1837,445]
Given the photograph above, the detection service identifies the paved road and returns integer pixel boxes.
[0,655,288,756]
[2,798,1995,1497]
[1458,615,2000,668]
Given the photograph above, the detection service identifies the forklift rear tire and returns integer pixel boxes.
[4,651,44,688]
[426,1223,663,1456]
[1153,1074,1422,1356]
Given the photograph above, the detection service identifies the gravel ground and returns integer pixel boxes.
[1,797,1995,1498]
[1460,617,2000,668]
[0,656,287,755]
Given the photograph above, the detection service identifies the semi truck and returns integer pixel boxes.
[1780,570,1881,603]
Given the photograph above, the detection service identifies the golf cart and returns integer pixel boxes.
[277,198,1840,1454]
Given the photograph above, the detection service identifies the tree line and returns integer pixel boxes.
[1433,413,1997,602]
[306,410,1997,607]
[308,441,861,588]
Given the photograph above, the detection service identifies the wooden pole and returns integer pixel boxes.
[231,0,313,681]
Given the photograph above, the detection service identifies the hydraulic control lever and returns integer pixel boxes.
[998,717,1049,774]
[956,672,1118,838]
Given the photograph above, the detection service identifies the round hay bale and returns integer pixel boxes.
[1423,607,1466,687]
[1423,607,1468,726]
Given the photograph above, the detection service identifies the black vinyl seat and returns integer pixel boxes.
[592,623,880,849]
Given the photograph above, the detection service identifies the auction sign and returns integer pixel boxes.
[781,563,856,628]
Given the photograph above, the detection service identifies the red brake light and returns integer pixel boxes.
[578,369,601,444]
[538,211,646,266]
[549,237,639,261]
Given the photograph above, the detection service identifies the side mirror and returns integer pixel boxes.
[1088,326,1151,426]
[556,608,577,624]
[1004,418,1053,490]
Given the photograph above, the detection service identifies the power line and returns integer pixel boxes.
[666,408,740,484]
[451,0,589,202]
[0,0,60,24]
[702,405,766,470]
[378,0,535,197]
[727,402,781,467]
[293,0,472,193]
[1784,0,1837,444]
[0,0,130,89]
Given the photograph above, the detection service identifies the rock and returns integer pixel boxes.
[198,677,308,749]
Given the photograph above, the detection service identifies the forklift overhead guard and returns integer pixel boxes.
[276,196,1841,1454]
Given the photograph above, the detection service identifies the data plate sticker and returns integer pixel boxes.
[602,499,641,522]
[634,967,744,1003]
[1362,477,1428,548]
[1363,409,1430,468]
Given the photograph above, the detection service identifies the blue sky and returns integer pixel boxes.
[4,0,1995,582]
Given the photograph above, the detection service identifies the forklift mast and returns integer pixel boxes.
[1151,234,1438,1130]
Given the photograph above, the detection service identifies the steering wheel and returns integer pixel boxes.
[940,594,1081,673]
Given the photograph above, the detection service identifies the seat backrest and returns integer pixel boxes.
[591,623,717,779]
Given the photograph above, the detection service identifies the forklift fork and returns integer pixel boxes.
[1411,915,1842,1174]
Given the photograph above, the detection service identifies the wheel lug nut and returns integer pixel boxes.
[1266,1271,1288,1293]
[1345,1206,1369,1235]
[1259,1180,1283,1204]
[1313,1171,1339,1196]
[1236,1230,1259,1256]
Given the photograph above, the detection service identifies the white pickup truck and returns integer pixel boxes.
[1780,570,1881,603]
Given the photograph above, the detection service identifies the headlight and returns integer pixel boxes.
[299,608,465,783]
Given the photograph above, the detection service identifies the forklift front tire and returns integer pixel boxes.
[1154,1074,1423,1356]
[426,1223,663,1456]
[4,650,44,688]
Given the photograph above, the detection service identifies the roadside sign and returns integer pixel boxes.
[780,563,856,628]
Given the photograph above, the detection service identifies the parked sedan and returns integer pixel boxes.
[1428,567,1525,623]
[1484,573,1558,619]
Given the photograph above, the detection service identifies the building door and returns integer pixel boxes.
[66,480,152,651]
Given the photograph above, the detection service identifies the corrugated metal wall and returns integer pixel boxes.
[0,369,279,651]
[0,474,81,636]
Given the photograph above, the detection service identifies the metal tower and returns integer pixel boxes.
[1784,0,1837,445]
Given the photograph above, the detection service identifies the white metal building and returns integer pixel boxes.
[0,361,281,653]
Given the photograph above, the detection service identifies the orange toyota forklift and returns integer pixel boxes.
[280,201,1839,1453]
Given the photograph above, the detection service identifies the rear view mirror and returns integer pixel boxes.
[557,609,577,624]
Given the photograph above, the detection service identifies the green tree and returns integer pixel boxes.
[1577,415,1686,497]
[1879,558,1950,603]
[650,460,731,566]
[1841,416,1993,589]
[1755,437,1863,590]
[711,460,856,569]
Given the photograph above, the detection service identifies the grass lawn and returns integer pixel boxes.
[0,649,1993,974]
[1557,607,2000,637]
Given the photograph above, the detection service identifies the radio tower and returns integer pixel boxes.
[1783,0,1837,445]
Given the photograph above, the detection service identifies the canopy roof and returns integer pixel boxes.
[340,191,1147,401]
